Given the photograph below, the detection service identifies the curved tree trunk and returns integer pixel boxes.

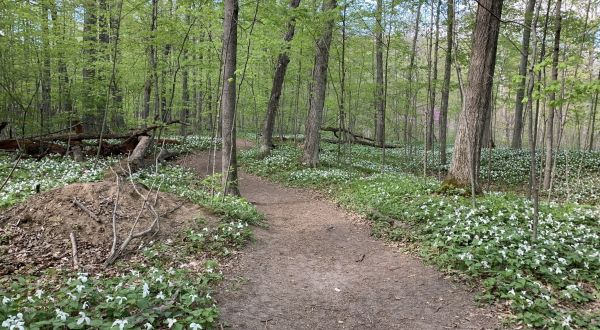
[302,0,337,167]
[446,0,503,189]
[260,0,302,156]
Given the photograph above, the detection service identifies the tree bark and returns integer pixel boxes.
[82,0,97,132]
[439,0,453,165]
[221,0,240,196]
[587,69,600,151]
[404,1,422,145]
[446,0,503,189]
[511,0,537,149]
[543,0,561,189]
[302,0,337,167]
[374,0,385,147]
[426,0,441,151]
[40,2,52,132]
[260,0,302,156]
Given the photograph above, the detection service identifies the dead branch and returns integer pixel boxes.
[322,138,401,149]
[72,198,102,223]
[0,153,22,194]
[70,232,79,270]
[107,169,121,263]
[321,126,376,142]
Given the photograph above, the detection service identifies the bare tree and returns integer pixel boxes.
[426,0,441,151]
[374,0,385,147]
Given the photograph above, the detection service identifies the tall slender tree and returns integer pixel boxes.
[259,0,302,156]
[543,0,562,189]
[302,0,337,166]
[221,0,240,195]
[374,0,385,147]
[446,0,504,189]
[439,0,454,165]
[426,0,441,151]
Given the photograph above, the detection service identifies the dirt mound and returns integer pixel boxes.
[0,180,204,275]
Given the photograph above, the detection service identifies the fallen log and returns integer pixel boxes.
[0,139,67,156]
[127,136,151,172]
[322,138,401,149]
[321,126,376,142]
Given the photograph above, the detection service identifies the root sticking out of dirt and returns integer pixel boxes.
[0,180,205,275]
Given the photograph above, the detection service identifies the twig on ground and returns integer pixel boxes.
[106,168,122,263]
[72,198,102,223]
[70,232,79,269]
[0,153,22,194]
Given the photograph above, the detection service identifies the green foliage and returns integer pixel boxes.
[240,142,600,328]
[0,154,115,209]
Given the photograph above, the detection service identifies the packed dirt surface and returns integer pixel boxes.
[179,147,501,330]
[0,180,203,275]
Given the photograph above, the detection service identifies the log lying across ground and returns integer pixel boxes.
[321,126,401,148]
[0,120,183,157]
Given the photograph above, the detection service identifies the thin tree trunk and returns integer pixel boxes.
[302,0,337,167]
[543,0,561,189]
[588,69,600,150]
[404,1,422,145]
[374,0,385,147]
[221,0,240,196]
[427,0,441,151]
[439,0,453,165]
[511,0,537,149]
[260,0,302,156]
[40,2,52,132]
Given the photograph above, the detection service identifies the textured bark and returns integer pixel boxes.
[543,0,561,189]
[426,0,441,151]
[260,0,302,156]
[302,0,337,167]
[439,0,453,165]
[588,69,600,150]
[374,0,385,147]
[446,0,503,188]
[511,0,537,149]
[40,3,51,131]
[143,0,158,122]
[221,0,240,196]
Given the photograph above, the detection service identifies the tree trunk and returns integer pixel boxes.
[260,0,302,156]
[511,0,537,149]
[404,1,422,145]
[374,0,385,147]
[588,69,600,150]
[426,0,441,151]
[221,0,240,196]
[439,0,453,165]
[40,3,52,132]
[543,0,561,189]
[302,0,337,167]
[82,0,97,132]
[446,0,503,189]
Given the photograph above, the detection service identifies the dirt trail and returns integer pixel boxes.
[179,148,499,330]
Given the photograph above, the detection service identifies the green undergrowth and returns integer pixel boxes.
[240,143,600,329]
[1,138,259,329]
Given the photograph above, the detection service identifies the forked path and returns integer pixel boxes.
[179,148,499,330]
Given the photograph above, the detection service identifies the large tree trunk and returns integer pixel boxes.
[446,0,503,189]
[374,0,385,147]
[40,3,52,132]
[302,0,337,167]
[511,0,537,149]
[259,0,302,156]
[543,0,561,189]
[439,0,454,165]
[221,0,240,196]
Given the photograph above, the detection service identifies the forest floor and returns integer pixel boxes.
[177,142,501,330]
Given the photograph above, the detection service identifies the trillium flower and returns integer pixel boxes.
[189,294,198,303]
[142,282,150,298]
[106,295,114,302]
[1,313,25,330]
[2,297,12,305]
[34,290,44,299]
[77,273,89,283]
[562,315,572,328]
[55,309,68,321]
[115,296,127,305]
[82,301,89,309]
[130,270,140,277]
[156,291,165,300]
[77,312,91,325]
[166,318,177,328]
[76,284,85,293]
[112,319,128,330]
[144,323,153,330]
[190,322,203,330]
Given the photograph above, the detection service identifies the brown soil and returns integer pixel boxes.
[0,180,205,275]
[178,149,501,330]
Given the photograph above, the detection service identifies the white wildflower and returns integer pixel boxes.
[112,319,128,330]
[166,318,177,328]
[190,322,203,330]
[77,312,91,325]
[55,309,68,321]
